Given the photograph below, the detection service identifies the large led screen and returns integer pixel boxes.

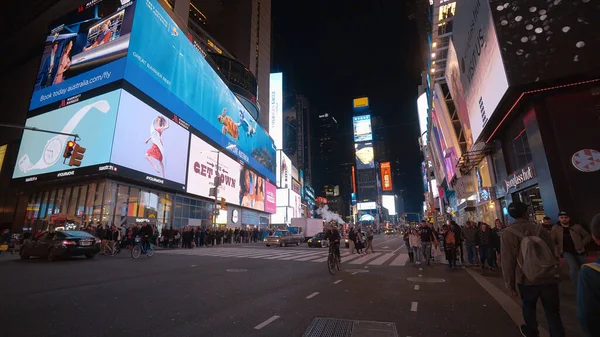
[446,41,474,149]
[277,150,292,189]
[240,166,266,212]
[489,0,600,86]
[269,73,283,150]
[110,90,189,189]
[30,0,136,111]
[186,134,241,206]
[264,182,277,214]
[13,89,121,180]
[355,142,375,170]
[353,115,373,142]
[124,0,276,182]
[382,195,397,216]
[380,162,393,191]
[452,0,508,144]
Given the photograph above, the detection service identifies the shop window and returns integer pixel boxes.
[174,201,182,218]
[438,2,456,21]
[514,186,545,223]
[61,187,72,214]
[92,181,105,224]
[115,185,130,223]
[504,118,533,173]
[67,186,79,216]
[128,187,139,217]
[39,191,49,219]
[76,185,87,218]
[102,182,117,225]
[84,183,97,223]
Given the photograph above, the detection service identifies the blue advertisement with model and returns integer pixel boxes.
[14,89,121,179]
[124,0,276,182]
[29,0,137,111]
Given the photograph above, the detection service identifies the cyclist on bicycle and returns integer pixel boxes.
[324,223,341,262]
[139,222,154,251]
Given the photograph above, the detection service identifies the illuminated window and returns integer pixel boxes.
[438,2,456,21]
[431,52,436,59]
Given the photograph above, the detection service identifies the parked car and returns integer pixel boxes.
[264,230,303,247]
[307,232,327,248]
[20,230,101,261]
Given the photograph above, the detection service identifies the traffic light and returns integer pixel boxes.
[68,143,86,167]
[220,197,227,210]
[63,140,75,159]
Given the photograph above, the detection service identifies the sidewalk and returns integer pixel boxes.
[465,256,592,337]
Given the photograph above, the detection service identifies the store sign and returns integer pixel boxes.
[292,180,301,195]
[380,161,392,191]
[504,166,535,192]
[571,149,600,173]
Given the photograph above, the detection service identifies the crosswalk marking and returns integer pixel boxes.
[389,253,409,266]
[368,253,396,266]
[350,253,382,264]
[158,247,417,267]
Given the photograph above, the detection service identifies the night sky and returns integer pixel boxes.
[271,0,425,214]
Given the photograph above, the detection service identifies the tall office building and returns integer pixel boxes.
[170,0,271,129]
[312,112,339,192]
[283,94,312,183]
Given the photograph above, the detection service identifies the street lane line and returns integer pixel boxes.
[389,254,409,266]
[410,302,418,312]
[334,280,343,284]
[254,315,280,330]
[418,275,422,277]
[414,285,420,290]
[465,268,550,337]
[350,253,382,264]
[383,246,389,249]
[392,243,406,254]
[306,292,319,299]
[295,253,328,261]
[263,252,300,259]
[279,252,324,260]
[351,272,358,275]
[368,253,396,265]
[364,266,369,269]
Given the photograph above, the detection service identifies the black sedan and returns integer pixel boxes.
[20,230,101,261]
[307,232,328,248]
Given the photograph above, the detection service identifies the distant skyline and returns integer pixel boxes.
[271,0,424,213]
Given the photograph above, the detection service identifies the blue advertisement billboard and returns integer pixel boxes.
[30,0,137,111]
[124,0,276,182]
[14,89,121,179]
[355,142,375,170]
[110,90,190,189]
[353,115,372,142]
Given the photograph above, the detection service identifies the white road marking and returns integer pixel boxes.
[383,246,390,249]
[350,253,382,264]
[279,252,324,260]
[190,265,197,267]
[351,272,358,275]
[392,243,406,254]
[334,280,343,284]
[368,253,396,266]
[364,266,369,269]
[414,285,420,290]
[418,275,422,277]
[410,302,418,312]
[254,315,280,330]
[295,253,328,261]
[389,254,409,266]
[419,267,423,271]
[306,292,319,299]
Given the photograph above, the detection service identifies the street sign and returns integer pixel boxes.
[209,188,216,197]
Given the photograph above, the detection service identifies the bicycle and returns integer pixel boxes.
[327,241,341,275]
[131,236,154,259]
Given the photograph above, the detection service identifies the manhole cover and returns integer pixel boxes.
[226,268,248,272]
[406,277,446,283]
[345,269,369,273]
[303,318,398,337]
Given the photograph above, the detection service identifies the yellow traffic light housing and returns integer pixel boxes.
[220,197,227,210]
[68,143,86,167]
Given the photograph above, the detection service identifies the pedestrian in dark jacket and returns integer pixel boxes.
[451,221,463,264]
[475,223,495,270]
[577,213,600,337]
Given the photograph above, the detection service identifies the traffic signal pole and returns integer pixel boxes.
[0,123,80,140]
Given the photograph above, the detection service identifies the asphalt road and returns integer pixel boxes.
[0,235,522,337]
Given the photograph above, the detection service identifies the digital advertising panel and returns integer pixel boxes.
[264,182,277,214]
[30,0,137,111]
[276,188,290,207]
[290,190,302,218]
[380,162,393,191]
[269,73,283,150]
[240,166,266,212]
[353,115,373,142]
[277,151,292,189]
[382,195,397,215]
[445,40,474,149]
[186,134,242,205]
[353,97,369,114]
[417,93,428,146]
[453,0,508,144]
[489,0,600,87]
[355,142,375,170]
[124,0,276,182]
[13,89,121,181]
[0,145,6,174]
[110,90,189,190]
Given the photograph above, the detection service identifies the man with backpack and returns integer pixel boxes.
[577,213,600,337]
[501,201,564,337]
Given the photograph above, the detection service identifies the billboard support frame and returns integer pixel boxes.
[0,123,81,141]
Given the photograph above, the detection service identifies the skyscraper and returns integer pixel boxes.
[283,94,312,183]
[313,112,339,191]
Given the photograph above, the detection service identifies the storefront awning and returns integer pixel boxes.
[457,142,490,175]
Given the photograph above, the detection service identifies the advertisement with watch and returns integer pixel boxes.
[13,89,121,179]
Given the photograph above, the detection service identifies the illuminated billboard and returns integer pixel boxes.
[451,0,508,145]
[380,162,393,191]
[353,97,369,113]
[355,142,375,170]
[277,150,292,189]
[124,0,276,181]
[417,93,428,146]
[240,166,266,212]
[13,89,121,181]
[30,0,137,110]
[446,41,474,149]
[269,73,283,149]
[382,195,397,215]
[186,134,241,205]
[357,202,376,210]
[353,115,373,142]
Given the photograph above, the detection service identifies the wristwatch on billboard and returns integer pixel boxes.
[232,209,239,224]
[18,100,110,173]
